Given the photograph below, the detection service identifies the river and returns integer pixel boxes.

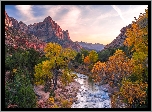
[71,73,111,108]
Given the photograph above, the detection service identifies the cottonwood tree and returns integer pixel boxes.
[34,42,76,92]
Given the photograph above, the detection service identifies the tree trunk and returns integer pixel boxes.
[53,69,58,91]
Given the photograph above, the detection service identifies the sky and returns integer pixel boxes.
[5,5,148,45]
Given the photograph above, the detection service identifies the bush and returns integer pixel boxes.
[5,69,37,108]
[98,48,116,62]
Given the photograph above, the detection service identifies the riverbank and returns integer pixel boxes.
[100,84,119,97]
[35,79,81,108]
[34,72,120,108]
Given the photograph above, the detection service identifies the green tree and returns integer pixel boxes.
[98,48,116,62]
[5,68,37,108]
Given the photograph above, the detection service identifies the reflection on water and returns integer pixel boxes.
[72,73,111,108]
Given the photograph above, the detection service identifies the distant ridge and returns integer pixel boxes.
[77,41,105,51]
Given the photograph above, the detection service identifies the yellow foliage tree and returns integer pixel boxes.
[34,42,77,92]
[84,56,90,65]
[91,61,106,83]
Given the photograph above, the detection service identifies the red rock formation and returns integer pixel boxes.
[5,11,12,28]
[5,11,82,52]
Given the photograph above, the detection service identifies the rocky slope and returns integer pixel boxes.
[104,24,132,49]
[5,11,46,52]
[78,41,105,51]
[5,11,82,52]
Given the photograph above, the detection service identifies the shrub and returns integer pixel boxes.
[5,69,37,108]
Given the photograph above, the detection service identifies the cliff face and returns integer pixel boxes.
[5,11,46,52]
[27,16,82,51]
[27,16,70,41]
[104,24,132,49]
[5,12,82,52]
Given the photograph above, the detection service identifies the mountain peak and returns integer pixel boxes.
[5,11,82,52]
[43,16,52,22]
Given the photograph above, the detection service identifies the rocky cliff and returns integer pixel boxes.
[104,24,132,49]
[5,11,46,52]
[5,12,82,52]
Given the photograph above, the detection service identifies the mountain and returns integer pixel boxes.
[5,11,46,53]
[77,41,105,51]
[5,11,82,52]
[104,24,132,50]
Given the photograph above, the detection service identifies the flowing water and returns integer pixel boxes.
[71,73,111,108]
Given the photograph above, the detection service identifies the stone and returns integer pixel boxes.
[103,88,108,92]
[99,98,104,102]
[84,105,88,108]
[75,100,80,104]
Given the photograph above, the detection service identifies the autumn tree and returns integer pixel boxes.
[91,49,133,87]
[91,61,106,83]
[74,48,89,64]
[83,50,98,72]
[124,20,148,82]
[34,42,77,92]
[84,56,90,65]
[111,8,148,108]
[88,50,98,64]
[119,79,148,108]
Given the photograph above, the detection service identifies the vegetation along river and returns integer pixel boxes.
[71,73,111,108]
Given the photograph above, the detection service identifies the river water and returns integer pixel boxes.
[71,73,111,108]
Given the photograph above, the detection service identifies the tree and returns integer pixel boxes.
[119,79,148,108]
[91,49,133,87]
[91,61,106,83]
[106,49,133,87]
[88,50,98,64]
[112,8,148,108]
[74,48,89,64]
[98,48,116,62]
[84,56,90,65]
[80,48,89,57]
[83,50,98,72]
[123,8,148,82]
[34,42,77,92]
[74,52,82,64]
[5,68,37,108]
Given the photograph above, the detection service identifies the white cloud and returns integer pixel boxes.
[121,5,148,24]
[111,5,127,25]
[56,6,81,27]
[15,5,47,25]
[15,5,35,23]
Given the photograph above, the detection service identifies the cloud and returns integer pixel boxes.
[11,5,147,44]
[111,5,127,25]
[57,6,81,26]
[15,5,35,23]
[121,5,148,24]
